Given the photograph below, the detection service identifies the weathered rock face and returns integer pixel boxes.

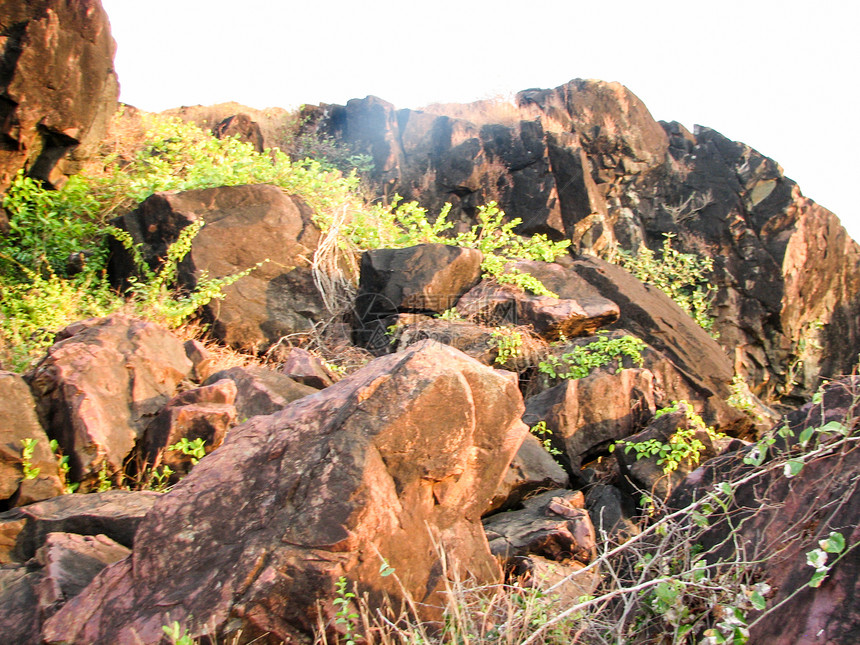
[279,347,339,389]
[485,433,569,515]
[202,365,316,420]
[212,113,264,151]
[305,79,860,404]
[0,0,119,191]
[0,371,63,508]
[568,259,754,431]
[108,183,324,352]
[668,377,860,644]
[139,379,238,473]
[456,260,620,340]
[523,367,656,478]
[0,490,158,563]
[26,315,193,486]
[357,243,483,318]
[43,341,527,644]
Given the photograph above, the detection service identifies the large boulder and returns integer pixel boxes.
[26,315,193,486]
[523,367,657,478]
[0,0,119,190]
[108,184,324,352]
[569,258,754,431]
[202,365,316,420]
[43,341,527,644]
[0,371,63,508]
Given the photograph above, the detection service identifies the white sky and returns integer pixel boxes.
[101,0,860,241]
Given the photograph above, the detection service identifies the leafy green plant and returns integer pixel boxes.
[613,401,723,474]
[615,234,716,333]
[530,421,562,456]
[19,438,40,480]
[49,439,79,494]
[490,327,523,365]
[806,531,846,588]
[538,333,645,381]
[333,577,361,645]
[168,437,207,465]
[161,620,195,645]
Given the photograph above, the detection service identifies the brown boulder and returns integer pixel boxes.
[485,432,570,515]
[0,490,158,563]
[0,371,63,507]
[279,347,339,389]
[43,341,527,643]
[355,244,483,324]
[26,315,193,486]
[523,368,656,477]
[139,379,238,473]
[456,260,619,340]
[35,531,131,620]
[0,565,41,645]
[202,365,316,421]
[0,0,119,190]
[212,113,265,151]
[108,184,324,352]
[569,257,752,431]
[667,377,860,644]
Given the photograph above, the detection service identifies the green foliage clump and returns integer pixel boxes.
[612,400,723,474]
[530,421,562,456]
[615,234,716,333]
[538,333,645,381]
[343,198,570,296]
[490,327,524,365]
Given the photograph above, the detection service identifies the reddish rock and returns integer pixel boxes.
[202,365,316,421]
[43,341,527,644]
[108,184,324,352]
[279,347,339,389]
[484,488,600,601]
[569,259,753,431]
[456,260,619,340]
[668,377,860,644]
[0,371,63,507]
[212,113,264,152]
[26,315,193,486]
[140,379,237,473]
[0,565,41,645]
[485,432,570,515]
[0,0,119,190]
[484,489,597,565]
[355,244,483,330]
[0,490,158,563]
[35,531,131,619]
[183,339,215,383]
[523,368,656,477]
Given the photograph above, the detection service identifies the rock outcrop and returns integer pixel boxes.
[108,183,324,352]
[26,315,194,487]
[0,0,118,191]
[42,341,527,643]
[299,80,860,403]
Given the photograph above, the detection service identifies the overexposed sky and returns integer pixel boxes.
[102,0,860,241]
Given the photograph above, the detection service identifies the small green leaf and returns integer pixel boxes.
[799,426,815,447]
[809,569,829,588]
[820,532,845,554]
[819,421,848,436]
[750,590,766,610]
[784,459,804,478]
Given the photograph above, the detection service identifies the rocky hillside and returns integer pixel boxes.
[1,1,859,644]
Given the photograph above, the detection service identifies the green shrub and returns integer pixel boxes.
[615,234,716,333]
[612,400,723,474]
[538,333,645,381]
